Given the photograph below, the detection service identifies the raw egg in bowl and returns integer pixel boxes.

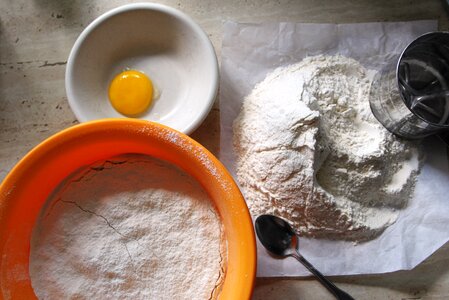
[65,3,219,134]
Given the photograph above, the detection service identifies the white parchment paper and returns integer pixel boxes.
[218,20,449,276]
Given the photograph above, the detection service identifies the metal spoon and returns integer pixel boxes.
[255,214,355,300]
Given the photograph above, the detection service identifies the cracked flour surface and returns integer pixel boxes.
[29,154,225,300]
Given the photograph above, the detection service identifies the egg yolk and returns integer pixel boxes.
[108,70,153,116]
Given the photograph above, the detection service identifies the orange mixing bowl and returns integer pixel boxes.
[0,119,256,299]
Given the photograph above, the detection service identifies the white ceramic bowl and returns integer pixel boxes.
[65,3,219,134]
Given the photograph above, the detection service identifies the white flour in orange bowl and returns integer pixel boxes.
[0,119,256,299]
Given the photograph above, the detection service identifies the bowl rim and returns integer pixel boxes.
[0,119,255,299]
[65,3,219,135]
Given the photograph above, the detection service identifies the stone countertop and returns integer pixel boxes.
[1,0,449,299]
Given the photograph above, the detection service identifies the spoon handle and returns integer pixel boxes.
[290,252,355,300]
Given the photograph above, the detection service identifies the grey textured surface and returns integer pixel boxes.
[1,0,449,299]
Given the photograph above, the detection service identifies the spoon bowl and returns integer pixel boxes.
[255,214,298,256]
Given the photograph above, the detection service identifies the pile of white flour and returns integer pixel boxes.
[30,155,225,299]
[233,55,421,241]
